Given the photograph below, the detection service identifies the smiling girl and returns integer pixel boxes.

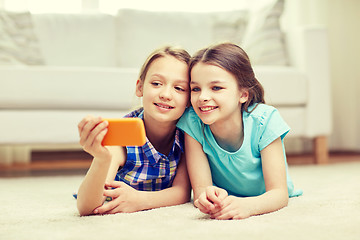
[177,42,302,220]
[76,46,191,216]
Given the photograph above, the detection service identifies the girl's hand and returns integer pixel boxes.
[194,186,227,214]
[93,181,143,214]
[78,115,110,160]
[209,195,252,220]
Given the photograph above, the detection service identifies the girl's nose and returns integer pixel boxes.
[198,90,210,102]
[159,86,172,101]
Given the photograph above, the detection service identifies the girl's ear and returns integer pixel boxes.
[135,79,143,97]
[239,89,249,104]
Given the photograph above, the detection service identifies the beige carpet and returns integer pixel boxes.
[1,161,359,240]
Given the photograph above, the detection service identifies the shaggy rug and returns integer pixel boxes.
[0,161,359,240]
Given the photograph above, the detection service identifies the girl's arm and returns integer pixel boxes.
[137,153,191,210]
[211,137,289,220]
[76,116,126,216]
[184,133,228,213]
[259,137,289,210]
[77,146,126,216]
[184,133,212,199]
[94,153,191,214]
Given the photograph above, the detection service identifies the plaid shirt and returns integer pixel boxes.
[115,108,184,191]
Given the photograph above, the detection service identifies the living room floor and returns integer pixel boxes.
[0,151,360,178]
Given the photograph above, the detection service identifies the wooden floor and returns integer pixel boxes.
[0,150,360,177]
[0,151,92,177]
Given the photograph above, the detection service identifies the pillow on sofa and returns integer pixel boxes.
[210,10,249,45]
[115,9,251,68]
[32,13,117,67]
[115,9,213,68]
[241,0,288,65]
[0,11,44,65]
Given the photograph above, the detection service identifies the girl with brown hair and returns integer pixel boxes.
[177,42,302,220]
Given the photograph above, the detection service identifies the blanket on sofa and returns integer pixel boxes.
[0,161,359,240]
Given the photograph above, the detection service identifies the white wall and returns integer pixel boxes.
[327,0,360,151]
[284,0,360,151]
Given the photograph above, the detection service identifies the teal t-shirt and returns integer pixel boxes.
[177,104,302,197]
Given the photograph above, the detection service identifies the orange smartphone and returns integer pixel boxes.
[101,118,146,146]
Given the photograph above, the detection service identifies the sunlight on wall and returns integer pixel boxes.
[1,0,271,13]
[99,0,251,14]
[3,0,82,13]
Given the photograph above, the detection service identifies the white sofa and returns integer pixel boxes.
[0,0,332,164]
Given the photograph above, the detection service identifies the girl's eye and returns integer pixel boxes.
[175,86,186,92]
[212,86,223,91]
[151,82,161,86]
[191,87,200,92]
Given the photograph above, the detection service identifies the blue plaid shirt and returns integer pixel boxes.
[114,108,184,191]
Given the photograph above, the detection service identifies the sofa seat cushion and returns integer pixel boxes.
[254,66,307,106]
[0,66,139,110]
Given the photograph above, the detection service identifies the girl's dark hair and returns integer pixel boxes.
[189,42,265,112]
[139,46,191,82]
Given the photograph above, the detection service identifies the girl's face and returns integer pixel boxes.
[136,55,189,125]
[190,62,248,126]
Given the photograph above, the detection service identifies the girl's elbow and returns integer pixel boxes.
[175,185,191,204]
[78,209,91,217]
[77,200,94,216]
[179,188,192,204]
[281,191,289,208]
[77,204,89,217]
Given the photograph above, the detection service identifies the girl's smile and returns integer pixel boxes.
[199,106,218,113]
[154,102,175,110]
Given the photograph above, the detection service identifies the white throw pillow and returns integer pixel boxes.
[0,11,44,65]
[210,10,249,45]
[115,9,213,68]
[241,0,288,65]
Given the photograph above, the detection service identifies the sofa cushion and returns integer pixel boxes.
[254,66,307,106]
[210,10,249,45]
[242,0,288,65]
[0,11,44,65]
[115,9,213,68]
[115,3,287,68]
[0,66,140,110]
[32,14,117,67]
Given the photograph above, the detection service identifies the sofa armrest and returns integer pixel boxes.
[286,26,332,137]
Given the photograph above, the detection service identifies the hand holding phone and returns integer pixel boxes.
[102,118,146,146]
